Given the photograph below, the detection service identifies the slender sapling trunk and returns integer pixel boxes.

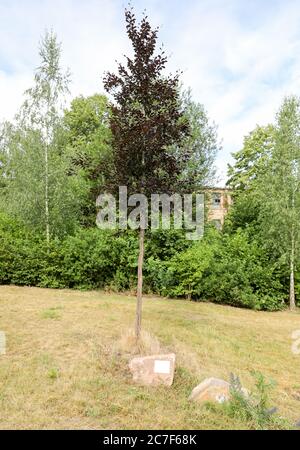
[290,232,296,310]
[135,227,145,340]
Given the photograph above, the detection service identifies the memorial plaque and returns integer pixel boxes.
[154,360,170,374]
[129,353,176,386]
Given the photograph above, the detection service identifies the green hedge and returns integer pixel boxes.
[0,213,139,290]
[154,228,287,311]
[0,213,291,310]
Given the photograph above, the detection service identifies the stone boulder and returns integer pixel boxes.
[189,377,248,404]
[189,377,230,403]
[129,353,176,386]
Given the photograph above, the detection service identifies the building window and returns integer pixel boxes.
[212,193,221,209]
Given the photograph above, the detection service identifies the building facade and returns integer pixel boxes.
[205,187,233,229]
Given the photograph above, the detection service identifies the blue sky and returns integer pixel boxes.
[1,0,300,184]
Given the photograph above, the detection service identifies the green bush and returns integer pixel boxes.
[224,372,291,430]
[159,230,216,299]
[0,213,42,285]
[0,213,139,290]
[0,213,290,310]
[158,228,286,310]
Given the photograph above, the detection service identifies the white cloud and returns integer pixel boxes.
[0,0,128,119]
[0,70,31,121]
[1,0,300,185]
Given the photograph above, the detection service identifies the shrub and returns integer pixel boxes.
[158,228,286,310]
[224,372,291,430]
[0,213,139,290]
[159,230,217,299]
[0,212,290,310]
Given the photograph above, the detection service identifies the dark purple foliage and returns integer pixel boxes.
[103,8,190,196]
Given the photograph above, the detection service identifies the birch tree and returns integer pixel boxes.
[258,96,300,310]
[21,31,70,242]
[0,32,82,239]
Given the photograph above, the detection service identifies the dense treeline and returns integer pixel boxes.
[0,214,289,311]
[0,28,299,311]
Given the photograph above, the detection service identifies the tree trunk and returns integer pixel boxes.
[45,143,50,244]
[290,234,296,310]
[135,227,145,340]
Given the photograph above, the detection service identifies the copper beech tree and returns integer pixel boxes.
[104,8,190,339]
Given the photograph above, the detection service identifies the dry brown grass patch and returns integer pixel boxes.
[0,285,300,429]
[116,328,161,356]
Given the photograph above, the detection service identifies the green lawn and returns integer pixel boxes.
[0,285,299,429]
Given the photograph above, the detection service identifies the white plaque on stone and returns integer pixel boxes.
[154,360,170,374]
[129,353,176,386]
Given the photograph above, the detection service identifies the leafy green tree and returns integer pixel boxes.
[0,122,14,191]
[21,31,70,242]
[63,94,113,226]
[227,125,275,191]
[225,125,275,233]
[173,88,220,189]
[1,31,84,239]
[257,97,300,309]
